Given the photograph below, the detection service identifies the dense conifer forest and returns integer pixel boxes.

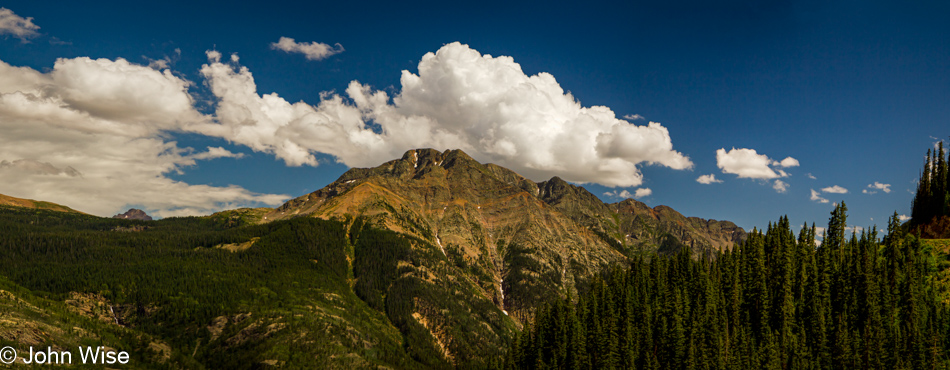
[506,205,950,369]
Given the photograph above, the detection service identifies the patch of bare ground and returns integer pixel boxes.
[214,237,260,252]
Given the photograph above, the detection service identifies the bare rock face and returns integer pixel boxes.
[113,208,152,221]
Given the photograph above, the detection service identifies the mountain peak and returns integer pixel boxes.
[113,208,152,221]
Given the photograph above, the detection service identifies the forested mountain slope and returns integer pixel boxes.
[0,206,483,368]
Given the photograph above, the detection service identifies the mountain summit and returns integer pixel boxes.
[265,148,745,319]
[112,208,153,221]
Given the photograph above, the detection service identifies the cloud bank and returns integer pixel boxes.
[270,37,344,61]
[0,57,287,217]
[0,42,695,216]
[0,8,39,41]
[194,42,693,187]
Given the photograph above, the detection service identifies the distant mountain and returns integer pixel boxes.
[113,208,153,221]
[0,193,83,213]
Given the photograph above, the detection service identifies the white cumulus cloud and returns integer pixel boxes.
[821,185,848,194]
[270,37,344,61]
[862,182,890,194]
[0,8,39,41]
[604,187,651,199]
[0,56,287,217]
[810,189,829,203]
[716,148,793,180]
[777,157,799,167]
[193,42,693,187]
[604,190,633,199]
[898,214,910,222]
[696,174,723,184]
[773,179,789,193]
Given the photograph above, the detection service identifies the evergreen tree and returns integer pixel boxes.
[913,149,934,224]
[937,141,948,217]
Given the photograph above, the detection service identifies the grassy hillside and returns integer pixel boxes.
[922,239,950,305]
[0,194,83,214]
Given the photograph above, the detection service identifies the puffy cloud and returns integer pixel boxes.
[0,57,287,217]
[777,157,799,167]
[898,214,911,222]
[821,185,848,194]
[696,174,723,184]
[194,42,692,187]
[623,114,644,121]
[862,182,890,194]
[270,37,344,61]
[807,173,817,179]
[0,8,39,41]
[604,188,651,199]
[810,189,829,203]
[716,148,791,179]
[604,190,633,199]
[773,179,789,193]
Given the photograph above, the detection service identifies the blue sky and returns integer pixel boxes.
[0,0,947,234]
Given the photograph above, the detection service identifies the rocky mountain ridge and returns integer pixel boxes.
[112,208,153,221]
[263,148,746,321]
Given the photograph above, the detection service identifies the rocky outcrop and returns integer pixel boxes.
[113,208,153,221]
